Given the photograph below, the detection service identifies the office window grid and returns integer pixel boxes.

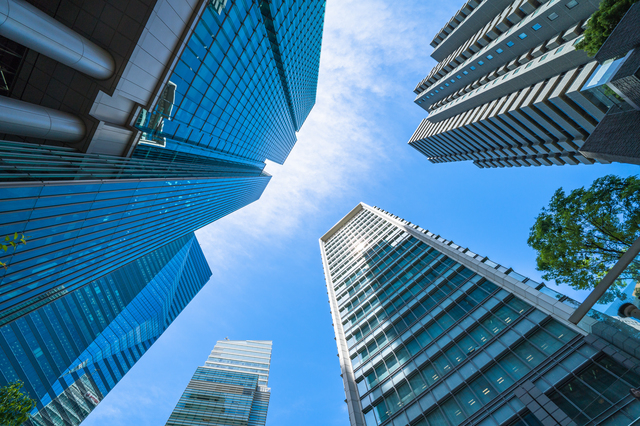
[166,340,272,426]
[414,0,594,105]
[0,234,211,426]
[137,0,297,165]
[0,174,269,325]
[322,204,640,426]
[269,0,325,127]
[407,0,612,169]
[0,140,267,182]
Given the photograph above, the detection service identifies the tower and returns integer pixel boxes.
[0,0,326,324]
[407,0,637,168]
[166,340,273,426]
[0,233,212,426]
[321,203,640,426]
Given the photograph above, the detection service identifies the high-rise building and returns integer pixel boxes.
[0,0,325,324]
[0,232,212,426]
[407,0,637,168]
[165,339,272,426]
[321,203,640,426]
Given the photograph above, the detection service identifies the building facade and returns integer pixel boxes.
[578,2,640,166]
[321,203,640,426]
[0,0,325,324]
[0,232,212,426]
[407,0,636,168]
[165,339,272,426]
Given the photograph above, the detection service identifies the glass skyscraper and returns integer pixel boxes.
[0,232,212,426]
[0,0,325,325]
[321,203,640,426]
[165,339,272,426]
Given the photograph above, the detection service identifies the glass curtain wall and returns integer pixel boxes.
[321,204,640,426]
[0,233,212,426]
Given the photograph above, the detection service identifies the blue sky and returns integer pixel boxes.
[83,0,639,425]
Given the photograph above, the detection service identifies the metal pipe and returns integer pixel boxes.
[569,236,640,324]
[0,95,85,141]
[619,303,640,321]
[0,0,115,80]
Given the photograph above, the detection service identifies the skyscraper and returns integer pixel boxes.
[0,232,212,426]
[165,340,272,426]
[407,0,636,168]
[0,0,325,324]
[321,203,640,426]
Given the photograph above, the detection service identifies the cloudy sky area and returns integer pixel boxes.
[84,1,639,425]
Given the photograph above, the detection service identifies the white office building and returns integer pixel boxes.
[321,203,640,426]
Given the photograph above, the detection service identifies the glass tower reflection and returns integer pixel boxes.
[0,233,211,426]
[0,0,325,325]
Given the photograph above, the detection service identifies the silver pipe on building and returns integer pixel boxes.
[0,96,85,141]
[0,0,115,80]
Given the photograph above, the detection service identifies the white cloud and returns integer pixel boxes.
[196,0,438,267]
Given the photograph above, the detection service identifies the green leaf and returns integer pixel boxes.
[528,175,640,293]
[576,0,640,56]
[0,380,36,425]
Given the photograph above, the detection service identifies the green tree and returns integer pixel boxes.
[0,381,35,426]
[528,175,640,303]
[575,0,639,56]
[0,232,28,270]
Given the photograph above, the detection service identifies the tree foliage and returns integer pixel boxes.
[0,381,35,426]
[575,0,640,56]
[528,175,640,303]
[0,232,28,270]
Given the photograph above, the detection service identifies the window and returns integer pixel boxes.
[450,79,455,83]
[470,66,476,70]
[507,41,515,47]
[456,75,462,79]
[445,83,449,87]
[486,54,494,60]
[440,86,444,90]
[532,23,542,31]
[566,0,578,8]
[496,48,503,54]
[463,70,469,75]
[519,32,528,39]
[478,60,484,66]
[548,12,559,20]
